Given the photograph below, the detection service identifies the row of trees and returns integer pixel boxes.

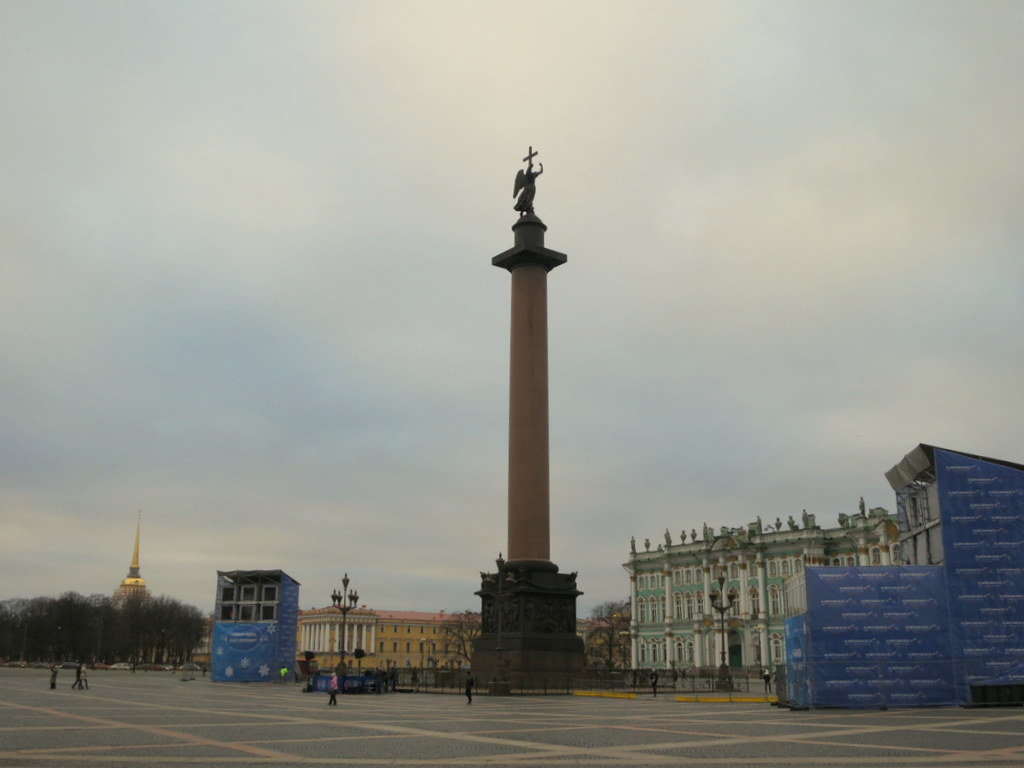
[0,592,205,666]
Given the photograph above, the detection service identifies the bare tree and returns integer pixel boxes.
[586,600,631,670]
[438,611,481,667]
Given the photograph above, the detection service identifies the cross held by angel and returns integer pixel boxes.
[513,146,543,216]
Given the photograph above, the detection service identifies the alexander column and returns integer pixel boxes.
[471,148,585,689]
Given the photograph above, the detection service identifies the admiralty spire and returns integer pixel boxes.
[113,512,150,602]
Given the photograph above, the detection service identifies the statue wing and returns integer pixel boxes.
[513,169,526,198]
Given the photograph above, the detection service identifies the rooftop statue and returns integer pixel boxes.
[513,146,543,216]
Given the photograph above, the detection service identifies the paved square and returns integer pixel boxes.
[1,669,1023,767]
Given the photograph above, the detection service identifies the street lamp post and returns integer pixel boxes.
[330,573,359,678]
[710,574,736,691]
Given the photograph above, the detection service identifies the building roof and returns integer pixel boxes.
[373,610,451,622]
[885,444,1024,491]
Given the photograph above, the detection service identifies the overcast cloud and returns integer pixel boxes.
[2,1,1022,616]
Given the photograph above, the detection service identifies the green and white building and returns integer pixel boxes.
[624,504,900,671]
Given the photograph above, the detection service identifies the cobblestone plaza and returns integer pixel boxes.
[1,669,1023,767]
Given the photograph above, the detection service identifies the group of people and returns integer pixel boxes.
[48,662,89,690]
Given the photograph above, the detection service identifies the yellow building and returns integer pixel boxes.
[373,611,451,669]
[296,606,377,671]
[295,608,461,670]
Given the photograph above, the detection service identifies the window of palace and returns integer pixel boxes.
[781,560,791,577]
[832,557,841,566]
[673,592,683,617]
[871,547,882,565]
[695,591,705,614]
[684,640,694,664]
[684,568,692,584]
[750,588,760,614]
[770,633,783,663]
[638,598,648,624]
[769,586,780,615]
[846,556,856,566]
[729,588,740,615]
[892,545,903,563]
[795,559,803,572]
[684,592,693,618]
[768,561,778,577]
[729,562,739,578]
[673,569,681,585]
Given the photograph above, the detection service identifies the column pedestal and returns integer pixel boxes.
[472,560,584,689]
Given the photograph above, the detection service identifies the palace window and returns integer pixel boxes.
[729,562,739,579]
[695,591,705,615]
[770,633,783,663]
[673,592,683,618]
[684,640,695,664]
[673,569,682,585]
[768,561,778,577]
[683,568,691,584]
[871,547,882,565]
[832,557,841,566]
[892,545,903,564]
[846,556,856,566]
[750,588,760,614]
[768,586,780,615]
[684,592,693,619]
[638,598,648,624]
[729,588,741,616]
[781,560,791,577]
[795,559,803,572]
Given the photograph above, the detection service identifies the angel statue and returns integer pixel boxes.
[513,146,543,216]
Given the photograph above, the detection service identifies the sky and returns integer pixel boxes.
[2,1,1023,617]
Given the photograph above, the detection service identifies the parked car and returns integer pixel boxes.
[109,662,131,670]
[178,663,201,671]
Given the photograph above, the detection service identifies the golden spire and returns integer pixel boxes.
[130,511,141,572]
[114,511,148,602]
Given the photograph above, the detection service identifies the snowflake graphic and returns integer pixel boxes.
[259,665,270,677]
[267,624,277,634]
[240,657,250,669]
[216,647,224,656]
[225,666,234,678]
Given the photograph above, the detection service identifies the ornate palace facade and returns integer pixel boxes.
[624,504,900,671]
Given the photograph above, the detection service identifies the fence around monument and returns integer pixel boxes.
[373,665,771,697]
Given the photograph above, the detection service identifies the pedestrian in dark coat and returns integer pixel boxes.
[72,662,83,689]
[465,673,474,705]
[49,664,58,689]
[650,670,659,697]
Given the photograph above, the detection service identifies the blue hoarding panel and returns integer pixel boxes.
[797,567,957,708]
[211,623,283,682]
[935,449,1024,700]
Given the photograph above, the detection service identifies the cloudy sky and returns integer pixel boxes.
[3,1,1022,617]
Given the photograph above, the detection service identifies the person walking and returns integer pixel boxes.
[650,670,659,698]
[49,664,58,690]
[465,673,474,705]
[327,673,339,706]
[78,664,89,690]
[72,662,83,689]
[762,669,772,693]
